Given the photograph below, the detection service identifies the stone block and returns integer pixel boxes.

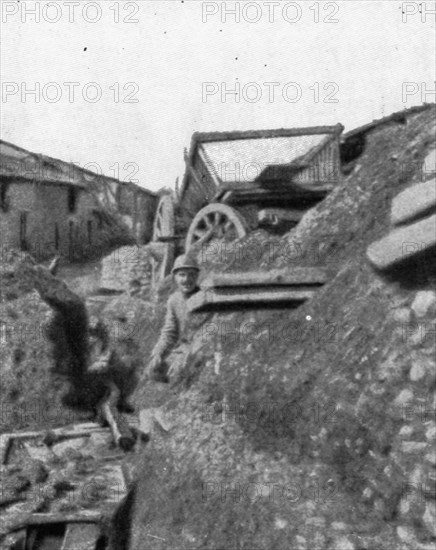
[411,290,436,317]
[366,214,436,270]
[391,178,436,226]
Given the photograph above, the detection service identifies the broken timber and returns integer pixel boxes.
[188,267,328,312]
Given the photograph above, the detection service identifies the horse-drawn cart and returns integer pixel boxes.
[150,124,344,282]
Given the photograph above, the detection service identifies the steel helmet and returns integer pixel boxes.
[171,254,200,274]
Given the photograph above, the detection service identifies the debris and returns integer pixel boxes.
[411,290,436,317]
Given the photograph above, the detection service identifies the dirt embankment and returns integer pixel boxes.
[1,106,435,550]
[124,105,436,550]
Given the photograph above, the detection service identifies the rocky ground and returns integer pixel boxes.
[0,105,435,549]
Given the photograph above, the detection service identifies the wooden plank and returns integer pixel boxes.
[201,268,329,289]
[188,288,315,312]
[367,213,436,270]
[222,187,330,205]
[391,178,436,226]
[2,512,101,537]
[193,124,344,143]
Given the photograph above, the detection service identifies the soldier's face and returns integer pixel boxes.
[174,268,198,295]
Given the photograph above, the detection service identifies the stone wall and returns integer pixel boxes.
[100,245,152,297]
[0,181,129,262]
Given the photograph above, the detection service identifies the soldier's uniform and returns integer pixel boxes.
[149,254,201,382]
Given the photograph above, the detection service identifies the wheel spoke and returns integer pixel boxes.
[224,220,233,232]
[204,215,214,229]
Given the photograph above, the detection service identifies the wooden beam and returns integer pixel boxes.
[1,512,101,537]
[188,288,316,312]
[192,124,344,144]
[201,267,329,288]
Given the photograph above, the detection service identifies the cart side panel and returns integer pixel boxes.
[294,139,341,187]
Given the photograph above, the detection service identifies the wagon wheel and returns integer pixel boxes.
[185,203,248,250]
[152,194,175,242]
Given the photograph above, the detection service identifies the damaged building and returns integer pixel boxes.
[0,140,158,261]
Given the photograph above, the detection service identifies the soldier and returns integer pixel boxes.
[147,253,200,382]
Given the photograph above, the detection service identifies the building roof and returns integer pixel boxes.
[182,124,343,191]
[0,140,156,196]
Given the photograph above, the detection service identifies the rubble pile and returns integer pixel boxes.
[127,105,436,550]
[0,105,435,549]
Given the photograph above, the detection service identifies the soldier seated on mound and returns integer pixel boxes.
[147,254,200,383]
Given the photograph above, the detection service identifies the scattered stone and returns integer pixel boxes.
[391,307,411,323]
[425,423,436,441]
[422,501,436,537]
[411,291,436,318]
[23,442,54,462]
[274,517,288,529]
[401,441,427,453]
[333,536,355,550]
[410,362,426,381]
[395,389,414,406]
[397,526,415,544]
[377,357,402,382]
[425,451,436,466]
[305,517,326,528]
[391,178,436,226]
[362,487,373,500]
[295,535,307,550]
[331,522,348,531]
[399,426,414,437]
[366,214,436,270]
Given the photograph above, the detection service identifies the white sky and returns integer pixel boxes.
[1,0,435,191]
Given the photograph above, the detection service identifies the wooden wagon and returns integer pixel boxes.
[150,124,344,281]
